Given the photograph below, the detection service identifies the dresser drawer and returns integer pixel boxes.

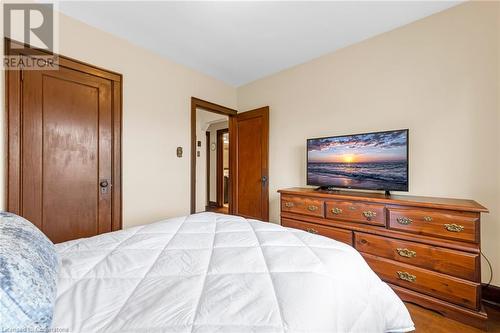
[354,233,479,281]
[281,195,324,217]
[325,200,385,226]
[363,253,479,310]
[282,218,353,246]
[387,208,479,243]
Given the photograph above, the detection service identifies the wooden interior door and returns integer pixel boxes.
[231,107,269,221]
[7,53,122,243]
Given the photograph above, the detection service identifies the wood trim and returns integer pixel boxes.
[191,101,196,213]
[6,68,21,213]
[5,39,123,231]
[229,111,237,218]
[206,131,210,206]
[191,97,237,116]
[482,284,500,308]
[216,130,223,207]
[259,106,270,221]
[112,80,123,231]
[191,97,236,214]
[216,128,228,207]
[228,116,237,215]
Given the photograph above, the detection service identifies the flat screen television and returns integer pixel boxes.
[307,129,408,192]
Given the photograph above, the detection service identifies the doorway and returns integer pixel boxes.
[6,39,122,243]
[191,98,270,221]
[195,108,230,213]
[191,98,236,214]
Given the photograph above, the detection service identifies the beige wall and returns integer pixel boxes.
[237,1,500,285]
[0,13,237,227]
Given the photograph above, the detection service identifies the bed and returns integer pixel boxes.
[51,212,414,332]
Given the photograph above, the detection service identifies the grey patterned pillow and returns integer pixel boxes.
[0,212,59,330]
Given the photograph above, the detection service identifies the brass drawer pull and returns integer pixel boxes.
[397,217,413,225]
[284,202,294,208]
[331,207,342,215]
[307,205,319,211]
[444,223,464,232]
[363,211,377,221]
[396,248,417,258]
[423,216,433,222]
[306,228,318,234]
[397,271,416,283]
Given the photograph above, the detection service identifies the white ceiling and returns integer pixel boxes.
[57,1,461,87]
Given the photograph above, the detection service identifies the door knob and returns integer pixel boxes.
[100,179,110,194]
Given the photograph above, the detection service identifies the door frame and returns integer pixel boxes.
[5,38,123,231]
[191,97,237,214]
[216,128,229,207]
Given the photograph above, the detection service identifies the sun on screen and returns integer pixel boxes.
[342,154,355,163]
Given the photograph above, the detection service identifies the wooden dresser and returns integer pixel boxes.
[278,187,488,329]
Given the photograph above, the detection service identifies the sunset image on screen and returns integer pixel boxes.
[342,154,355,163]
[307,130,408,191]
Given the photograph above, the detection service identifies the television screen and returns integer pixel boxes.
[307,129,408,191]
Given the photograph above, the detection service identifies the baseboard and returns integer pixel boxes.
[482,283,500,308]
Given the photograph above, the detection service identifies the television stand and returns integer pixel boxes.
[315,186,339,192]
[316,187,392,197]
[278,187,488,329]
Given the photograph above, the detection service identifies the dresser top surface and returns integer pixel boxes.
[278,187,488,213]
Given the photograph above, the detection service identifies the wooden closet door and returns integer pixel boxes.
[20,67,113,243]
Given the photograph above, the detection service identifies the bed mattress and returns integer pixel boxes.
[53,213,414,332]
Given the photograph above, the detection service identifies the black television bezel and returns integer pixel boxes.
[306,129,409,192]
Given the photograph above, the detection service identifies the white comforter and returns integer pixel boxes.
[53,213,414,333]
